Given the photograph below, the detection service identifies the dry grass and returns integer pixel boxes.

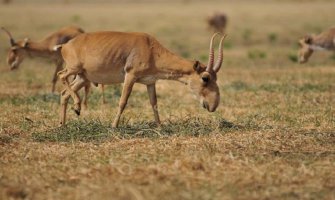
[0,1,335,200]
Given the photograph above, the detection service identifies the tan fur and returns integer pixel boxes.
[298,27,335,63]
[58,32,226,127]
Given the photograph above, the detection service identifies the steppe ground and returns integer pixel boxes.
[0,0,334,199]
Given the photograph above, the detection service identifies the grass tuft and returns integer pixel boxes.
[268,32,278,43]
[248,49,267,60]
[0,135,12,144]
[288,53,298,63]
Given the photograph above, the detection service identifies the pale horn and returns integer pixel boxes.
[213,34,227,73]
[206,32,220,72]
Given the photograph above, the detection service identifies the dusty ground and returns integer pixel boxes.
[0,1,334,199]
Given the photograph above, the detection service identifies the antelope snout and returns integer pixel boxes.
[10,64,18,70]
[299,59,306,64]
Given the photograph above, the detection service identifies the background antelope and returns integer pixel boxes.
[207,12,228,33]
[2,26,84,93]
[2,26,107,106]
[298,27,335,63]
[57,32,226,128]
[2,0,11,4]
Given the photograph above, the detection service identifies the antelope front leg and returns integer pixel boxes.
[82,82,91,109]
[58,68,81,111]
[60,75,88,125]
[147,84,161,125]
[112,74,136,128]
[100,84,106,104]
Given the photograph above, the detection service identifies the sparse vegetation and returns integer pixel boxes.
[242,28,253,44]
[248,49,267,59]
[288,52,298,62]
[0,1,335,200]
[268,32,277,43]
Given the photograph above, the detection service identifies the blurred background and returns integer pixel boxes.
[0,0,334,116]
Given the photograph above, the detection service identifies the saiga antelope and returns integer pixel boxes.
[57,32,226,128]
[1,26,84,93]
[1,26,106,106]
[298,27,335,63]
[207,12,228,33]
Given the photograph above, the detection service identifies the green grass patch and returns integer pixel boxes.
[268,32,278,43]
[248,49,267,60]
[288,53,298,63]
[224,81,332,93]
[0,93,59,105]
[32,117,241,143]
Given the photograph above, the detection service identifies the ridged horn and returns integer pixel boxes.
[206,32,220,72]
[213,34,227,73]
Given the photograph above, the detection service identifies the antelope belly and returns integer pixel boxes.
[85,69,125,84]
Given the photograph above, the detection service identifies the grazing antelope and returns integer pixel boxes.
[1,26,84,93]
[57,31,226,128]
[298,27,335,64]
[207,12,228,33]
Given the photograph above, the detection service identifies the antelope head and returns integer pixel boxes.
[298,35,314,64]
[190,33,226,112]
[1,27,30,70]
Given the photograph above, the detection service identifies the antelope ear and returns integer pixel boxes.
[304,35,313,44]
[193,60,201,73]
[23,38,29,48]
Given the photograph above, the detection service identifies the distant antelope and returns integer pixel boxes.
[207,12,228,33]
[298,27,335,63]
[2,0,11,4]
[57,32,226,128]
[1,26,84,93]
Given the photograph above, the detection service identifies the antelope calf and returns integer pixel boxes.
[2,26,84,93]
[207,12,228,33]
[298,27,335,63]
[58,31,226,128]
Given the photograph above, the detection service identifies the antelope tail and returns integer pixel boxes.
[52,44,63,51]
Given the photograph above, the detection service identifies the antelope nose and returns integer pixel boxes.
[10,65,17,70]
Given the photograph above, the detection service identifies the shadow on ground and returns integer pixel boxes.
[32,117,245,143]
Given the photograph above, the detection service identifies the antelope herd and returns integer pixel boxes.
[2,13,334,127]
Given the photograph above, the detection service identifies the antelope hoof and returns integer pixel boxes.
[73,109,80,116]
[71,106,81,116]
[72,103,81,116]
